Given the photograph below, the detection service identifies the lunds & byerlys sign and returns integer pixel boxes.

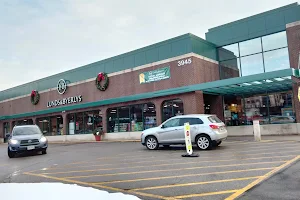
[47,79,83,108]
[47,95,82,108]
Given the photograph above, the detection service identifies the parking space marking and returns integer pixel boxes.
[172,189,239,199]
[64,153,149,166]
[225,155,300,200]
[95,167,274,184]
[227,140,297,147]
[37,148,300,173]
[41,154,295,175]
[40,142,300,172]
[64,160,286,179]
[132,176,262,191]
[23,171,170,200]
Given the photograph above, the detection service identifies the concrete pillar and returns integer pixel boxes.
[155,101,162,125]
[62,113,68,135]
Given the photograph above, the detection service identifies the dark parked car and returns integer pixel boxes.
[7,125,48,158]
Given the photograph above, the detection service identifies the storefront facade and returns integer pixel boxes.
[1,3,300,142]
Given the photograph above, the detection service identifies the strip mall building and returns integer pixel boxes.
[1,3,300,142]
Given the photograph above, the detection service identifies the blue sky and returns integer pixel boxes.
[0,0,298,91]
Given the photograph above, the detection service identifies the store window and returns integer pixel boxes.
[240,53,264,76]
[13,119,34,126]
[262,31,288,51]
[264,48,290,72]
[37,116,63,136]
[37,117,50,136]
[220,58,241,79]
[218,43,239,61]
[218,31,289,79]
[68,110,103,135]
[268,92,294,124]
[162,99,184,122]
[224,91,294,126]
[107,103,156,133]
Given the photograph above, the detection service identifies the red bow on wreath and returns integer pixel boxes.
[97,73,105,82]
[31,90,36,97]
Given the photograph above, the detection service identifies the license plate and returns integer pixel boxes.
[27,146,35,150]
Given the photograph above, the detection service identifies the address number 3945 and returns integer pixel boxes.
[178,58,192,66]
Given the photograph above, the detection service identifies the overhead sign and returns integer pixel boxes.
[47,95,82,108]
[184,122,193,155]
[139,66,170,84]
[57,79,67,94]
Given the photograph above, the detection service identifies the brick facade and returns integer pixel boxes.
[287,21,300,123]
[0,54,219,137]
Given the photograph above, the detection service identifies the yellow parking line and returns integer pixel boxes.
[225,155,300,200]
[65,154,149,166]
[41,148,300,172]
[23,172,170,200]
[64,160,286,179]
[42,154,294,175]
[49,142,299,170]
[95,167,274,184]
[173,189,239,199]
[132,176,262,191]
[228,140,296,147]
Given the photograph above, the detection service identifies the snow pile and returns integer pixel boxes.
[0,183,141,200]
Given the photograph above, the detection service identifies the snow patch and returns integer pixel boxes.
[0,183,141,200]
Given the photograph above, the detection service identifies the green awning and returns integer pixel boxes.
[202,68,299,96]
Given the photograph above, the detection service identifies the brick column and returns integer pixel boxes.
[210,95,224,121]
[183,91,204,114]
[287,21,300,123]
[0,121,3,139]
[32,117,36,125]
[101,107,107,133]
[154,99,163,125]
[286,21,300,69]
[62,113,68,135]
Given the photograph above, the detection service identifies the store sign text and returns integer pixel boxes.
[139,66,170,84]
[47,95,83,108]
[178,58,192,66]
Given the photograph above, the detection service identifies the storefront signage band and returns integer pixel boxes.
[139,66,170,84]
[47,95,83,108]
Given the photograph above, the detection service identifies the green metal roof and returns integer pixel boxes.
[0,33,216,102]
[0,68,298,121]
[206,3,300,46]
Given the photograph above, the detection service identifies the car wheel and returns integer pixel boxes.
[146,136,159,150]
[42,149,47,155]
[8,148,15,158]
[216,141,222,146]
[196,135,212,150]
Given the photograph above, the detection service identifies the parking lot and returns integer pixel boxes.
[1,137,300,200]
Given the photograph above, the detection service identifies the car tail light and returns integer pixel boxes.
[209,124,219,130]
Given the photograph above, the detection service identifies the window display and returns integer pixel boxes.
[162,99,184,122]
[107,103,156,133]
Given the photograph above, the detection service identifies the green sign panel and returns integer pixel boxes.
[139,66,170,84]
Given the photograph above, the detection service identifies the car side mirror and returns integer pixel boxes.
[161,125,165,129]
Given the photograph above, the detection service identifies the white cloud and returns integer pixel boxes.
[0,0,298,91]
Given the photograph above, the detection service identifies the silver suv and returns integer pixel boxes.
[141,114,227,150]
[7,125,48,158]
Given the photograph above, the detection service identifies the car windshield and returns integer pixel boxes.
[208,116,222,123]
[12,126,41,136]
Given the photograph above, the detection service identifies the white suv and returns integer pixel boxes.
[141,114,227,150]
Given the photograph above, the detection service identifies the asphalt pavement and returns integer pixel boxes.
[0,136,300,200]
